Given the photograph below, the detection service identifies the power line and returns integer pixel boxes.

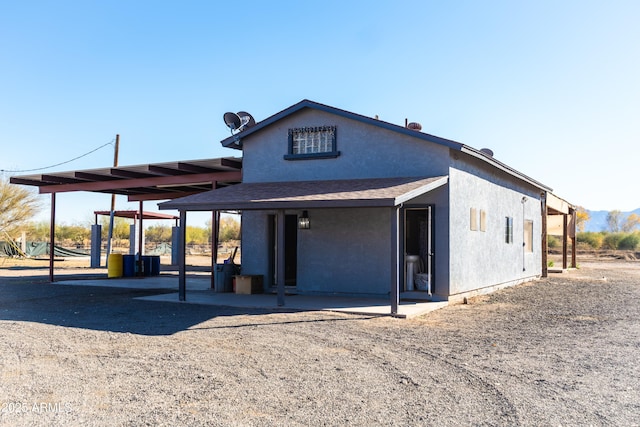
[1,139,115,174]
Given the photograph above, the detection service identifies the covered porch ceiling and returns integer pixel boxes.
[10,157,242,201]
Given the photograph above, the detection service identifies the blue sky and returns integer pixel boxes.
[1,1,638,226]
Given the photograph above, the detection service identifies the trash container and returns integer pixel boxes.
[150,256,161,276]
[107,253,123,278]
[141,256,153,277]
[122,255,136,277]
[214,263,237,292]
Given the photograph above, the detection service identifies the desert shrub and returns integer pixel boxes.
[602,232,625,250]
[577,232,604,249]
[618,232,640,250]
[547,235,560,248]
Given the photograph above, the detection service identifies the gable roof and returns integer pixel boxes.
[220,99,552,192]
[221,99,465,151]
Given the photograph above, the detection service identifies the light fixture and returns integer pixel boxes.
[298,210,310,229]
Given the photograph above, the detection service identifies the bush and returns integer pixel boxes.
[619,233,640,250]
[547,235,560,249]
[577,232,604,249]
[602,233,625,250]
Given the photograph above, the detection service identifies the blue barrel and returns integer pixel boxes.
[122,255,136,277]
[142,256,152,277]
[151,256,161,276]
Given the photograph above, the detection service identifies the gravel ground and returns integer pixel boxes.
[0,259,639,426]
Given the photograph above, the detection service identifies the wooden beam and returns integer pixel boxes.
[37,171,242,194]
[127,191,204,202]
[221,158,242,169]
[177,162,220,173]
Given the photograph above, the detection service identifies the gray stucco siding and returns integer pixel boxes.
[297,208,391,296]
[239,208,393,297]
[447,166,542,296]
[241,109,451,183]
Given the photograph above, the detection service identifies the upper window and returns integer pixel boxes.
[284,126,340,160]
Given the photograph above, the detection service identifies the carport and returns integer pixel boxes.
[10,157,242,282]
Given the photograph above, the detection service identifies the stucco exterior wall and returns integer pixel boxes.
[447,153,542,296]
[240,208,394,297]
[240,109,450,183]
[235,106,549,300]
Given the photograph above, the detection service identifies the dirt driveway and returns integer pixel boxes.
[1,260,639,426]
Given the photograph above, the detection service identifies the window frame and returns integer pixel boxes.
[505,216,514,244]
[284,126,340,160]
[524,220,534,252]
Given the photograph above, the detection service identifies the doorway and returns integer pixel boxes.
[403,207,433,293]
[268,214,298,287]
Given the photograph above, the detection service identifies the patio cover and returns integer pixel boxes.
[159,176,449,211]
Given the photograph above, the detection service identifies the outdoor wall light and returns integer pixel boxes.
[298,211,310,229]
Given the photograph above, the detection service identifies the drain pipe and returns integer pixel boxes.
[521,196,527,272]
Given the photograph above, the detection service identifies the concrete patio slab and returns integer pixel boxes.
[55,275,448,319]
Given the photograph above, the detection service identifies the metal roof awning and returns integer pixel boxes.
[10,157,242,201]
[159,176,449,211]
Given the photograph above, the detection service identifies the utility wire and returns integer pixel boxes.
[1,139,115,174]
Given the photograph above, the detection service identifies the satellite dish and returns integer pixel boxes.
[237,111,256,129]
[223,112,242,131]
[479,148,494,157]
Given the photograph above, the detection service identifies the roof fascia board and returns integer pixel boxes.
[220,99,465,151]
[460,146,552,192]
[395,176,449,205]
[160,198,399,212]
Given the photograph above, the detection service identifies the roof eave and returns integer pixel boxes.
[460,146,553,192]
[220,99,465,151]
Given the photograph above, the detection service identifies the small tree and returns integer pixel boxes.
[146,224,172,242]
[185,226,208,245]
[219,216,241,242]
[0,178,40,237]
[621,213,640,233]
[575,206,590,233]
[606,210,622,232]
[99,217,131,242]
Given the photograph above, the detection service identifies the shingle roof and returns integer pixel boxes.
[159,176,448,211]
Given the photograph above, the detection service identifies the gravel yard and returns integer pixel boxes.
[1,259,639,426]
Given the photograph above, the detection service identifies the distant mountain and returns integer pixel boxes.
[584,208,640,232]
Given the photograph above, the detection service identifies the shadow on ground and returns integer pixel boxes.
[0,280,301,336]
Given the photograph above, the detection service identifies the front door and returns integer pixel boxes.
[269,214,298,287]
[403,207,433,293]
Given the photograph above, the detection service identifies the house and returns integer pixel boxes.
[160,99,576,314]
